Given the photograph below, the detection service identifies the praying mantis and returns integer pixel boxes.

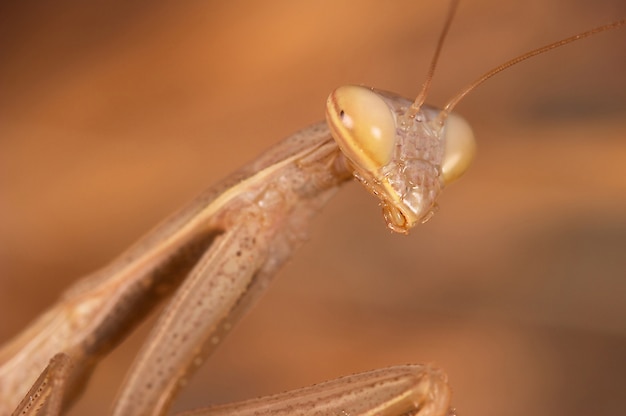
[1,1,625,415]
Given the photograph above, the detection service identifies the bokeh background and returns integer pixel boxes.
[1,1,625,415]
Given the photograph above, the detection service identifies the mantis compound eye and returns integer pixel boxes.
[440,112,476,186]
[326,85,397,172]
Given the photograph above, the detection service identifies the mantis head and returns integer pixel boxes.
[325,0,622,234]
[326,85,475,234]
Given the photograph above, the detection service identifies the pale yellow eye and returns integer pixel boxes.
[441,113,476,185]
[326,85,397,171]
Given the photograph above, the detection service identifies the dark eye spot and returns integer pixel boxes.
[339,110,345,119]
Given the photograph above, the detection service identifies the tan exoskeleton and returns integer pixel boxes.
[1,1,623,414]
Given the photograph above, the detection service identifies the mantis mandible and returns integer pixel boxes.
[1,1,623,414]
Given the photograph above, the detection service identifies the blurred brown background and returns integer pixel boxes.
[1,1,625,415]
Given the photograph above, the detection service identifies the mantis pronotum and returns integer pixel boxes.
[1,0,624,416]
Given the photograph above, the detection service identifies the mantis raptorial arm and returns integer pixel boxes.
[0,124,352,414]
[177,365,451,416]
[14,358,451,416]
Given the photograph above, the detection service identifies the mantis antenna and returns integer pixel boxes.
[408,0,460,117]
[434,18,626,125]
